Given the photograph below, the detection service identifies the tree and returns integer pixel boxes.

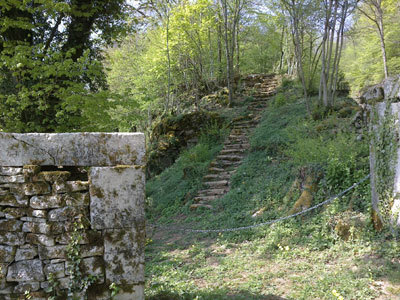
[0,0,131,132]
[319,0,355,107]
[341,0,400,93]
[219,0,246,106]
[357,0,389,79]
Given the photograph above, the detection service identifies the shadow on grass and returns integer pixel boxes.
[147,290,289,300]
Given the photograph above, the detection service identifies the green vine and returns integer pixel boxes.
[371,100,399,228]
[46,217,98,300]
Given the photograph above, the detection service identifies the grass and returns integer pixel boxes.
[145,93,400,300]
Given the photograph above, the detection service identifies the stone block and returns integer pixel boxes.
[38,245,67,260]
[48,206,86,222]
[0,133,145,167]
[30,195,64,209]
[23,182,51,195]
[53,180,90,193]
[15,246,38,261]
[35,171,71,182]
[7,259,45,282]
[89,166,145,229]
[30,209,47,218]
[114,285,144,300]
[22,222,52,234]
[0,167,23,176]
[64,192,90,206]
[20,217,46,223]
[81,245,104,258]
[3,207,28,219]
[26,234,55,247]
[0,194,28,207]
[104,228,145,285]
[0,246,15,263]
[0,232,25,245]
[66,257,104,281]
[0,220,22,232]
[44,262,65,279]
[0,175,25,184]
[14,281,40,293]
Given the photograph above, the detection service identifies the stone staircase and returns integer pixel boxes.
[190,74,280,210]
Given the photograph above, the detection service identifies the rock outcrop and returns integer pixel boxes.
[360,75,400,104]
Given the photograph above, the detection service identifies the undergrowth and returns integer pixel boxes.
[145,92,400,299]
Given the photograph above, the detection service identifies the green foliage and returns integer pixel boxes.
[272,78,303,107]
[146,123,228,221]
[0,0,129,132]
[342,0,400,94]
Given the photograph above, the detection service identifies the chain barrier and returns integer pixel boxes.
[157,175,370,234]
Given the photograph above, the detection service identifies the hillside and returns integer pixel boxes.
[145,77,400,300]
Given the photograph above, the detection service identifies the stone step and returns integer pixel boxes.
[208,167,227,174]
[227,139,249,144]
[204,180,229,188]
[223,143,250,149]
[203,173,232,181]
[216,155,243,162]
[198,188,229,195]
[210,160,241,168]
[228,133,249,138]
[190,203,213,210]
[231,128,249,134]
[220,149,246,155]
[193,195,220,202]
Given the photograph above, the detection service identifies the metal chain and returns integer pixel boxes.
[159,174,370,234]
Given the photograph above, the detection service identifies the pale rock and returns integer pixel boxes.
[48,206,85,222]
[30,209,47,218]
[0,167,23,176]
[23,182,51,196]
[0,220,22,232]
[90,166,145,229]
[14,281,40,293]
[38,245,67,260]
[30,194,64,209]
[0,194,28,207]
[15,246,38,261]
[0,232,25,245]
[0,133,145,167]
[64,192,89,206]
[104,228,145,285]
[0,175,25,184]
[20,217,46,223]
[6,259,44,282]
[0,246,15,263]
[26,234,55,247]
[44,262,65,279]
[3,207,27,219]
[22,222,52,234]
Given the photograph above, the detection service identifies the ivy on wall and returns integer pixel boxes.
[370,100,399,231]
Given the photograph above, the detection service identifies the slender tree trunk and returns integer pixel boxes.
[279,25,285,72]
[221,0,233,106]
[357,0,389,79]
[378,15,389,78]
[165,4,171,112]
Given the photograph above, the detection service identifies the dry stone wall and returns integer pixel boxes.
[0,133,145,300]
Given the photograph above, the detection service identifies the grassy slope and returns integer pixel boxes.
[145,95,400,300]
